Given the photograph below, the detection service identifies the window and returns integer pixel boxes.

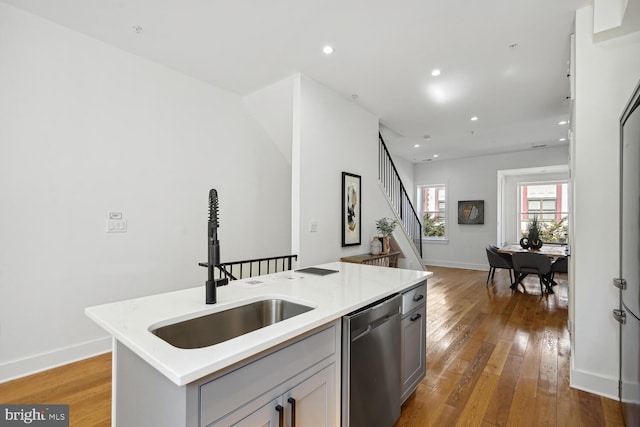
[518,182,568,243]
[418,184,446,239]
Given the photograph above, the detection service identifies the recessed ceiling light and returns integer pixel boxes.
[470,116,479,121]
[559,138,567,142]
[431,69,441,77]
[133,25,143,34]
[558,120,568,125]
[433,154,439,158]
[322,45,334,55]
[414,144,420,148]
[509,43,518,49]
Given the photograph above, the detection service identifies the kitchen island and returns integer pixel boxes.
[86,262,431,426]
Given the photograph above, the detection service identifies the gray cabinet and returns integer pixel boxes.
[219,398,280,427]
[214,364,335,426]
[201,324,339,426]
[287,364,335,426]
[400,281,427,403]
[114,322,340,427]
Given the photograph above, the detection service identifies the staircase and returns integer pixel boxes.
[378,133,423,261]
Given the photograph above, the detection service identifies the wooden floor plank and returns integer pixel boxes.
[578,390,608,427]
[454,372,500,427]
[482,353,525,426]
[484,339,512,376]
[0,353,111,427]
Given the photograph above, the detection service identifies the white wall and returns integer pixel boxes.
[293,76,396,267]
[246,74,421,269]
[0,4,291,380]
[414,147,569,269]
[243,76,295,165]
[571,6,640,398]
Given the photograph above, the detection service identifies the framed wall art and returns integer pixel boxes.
[342,172,361,246]
[458,200,484,224]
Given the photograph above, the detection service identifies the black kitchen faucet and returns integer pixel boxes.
[206,189,228,304]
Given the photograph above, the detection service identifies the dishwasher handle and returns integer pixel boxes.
[345,294,401,335]
[351,312,399,342]
[351,325,372,342]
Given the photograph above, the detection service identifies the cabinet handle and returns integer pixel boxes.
[410,313,422,322]
[288,397,296,427]
[413,294,424,302]
[275,404,284,427]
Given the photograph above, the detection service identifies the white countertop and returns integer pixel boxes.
[85,262,431,386]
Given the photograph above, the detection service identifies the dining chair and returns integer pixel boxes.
[485,245,514,284]
[550,257,568,284]
[511,252,553,294]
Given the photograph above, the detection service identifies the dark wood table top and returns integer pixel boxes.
[498,244,569,258]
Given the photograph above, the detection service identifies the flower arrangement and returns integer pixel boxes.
[376,217,397,237]
[520,215,544,249]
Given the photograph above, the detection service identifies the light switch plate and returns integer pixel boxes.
[106,219,128,233]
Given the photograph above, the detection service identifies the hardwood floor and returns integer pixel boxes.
[0,352,111,426]
[395,266,624,427]
[0,267,624,426]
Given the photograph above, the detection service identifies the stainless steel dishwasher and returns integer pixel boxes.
[342,293,402,427]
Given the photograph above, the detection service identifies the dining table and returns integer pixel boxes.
[497,244,569,292]
[497,244,569,258]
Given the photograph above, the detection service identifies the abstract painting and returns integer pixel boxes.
[458,200,484,224]
[342,172,361,246]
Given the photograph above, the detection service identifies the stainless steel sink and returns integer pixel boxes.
[151,299,314,349]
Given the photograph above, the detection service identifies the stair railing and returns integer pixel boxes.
[379,133,423,258]
[199,254,298,282]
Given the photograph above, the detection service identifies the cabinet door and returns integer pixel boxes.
[285,364,336,427]
[401,305,426,402]
[210,397,282,427]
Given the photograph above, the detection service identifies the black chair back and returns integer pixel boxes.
[512,252,551,275]
[486,245,512,269]
[511,252,553,294]
[485,245,514,284]
[551,257,568,274]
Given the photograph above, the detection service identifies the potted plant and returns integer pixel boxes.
[376,217,397,254]
[528,215,544,249]
[520,215,544,249]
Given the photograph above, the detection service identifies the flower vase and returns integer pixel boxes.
[382,236,391,254]
[370,238,382,255]
[530,239,543,250]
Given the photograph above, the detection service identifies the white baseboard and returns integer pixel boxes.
[570,366,619,400]
[423,259,488,271]
[0,336,112,383]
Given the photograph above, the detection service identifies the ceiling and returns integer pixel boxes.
[2,0,590,162]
